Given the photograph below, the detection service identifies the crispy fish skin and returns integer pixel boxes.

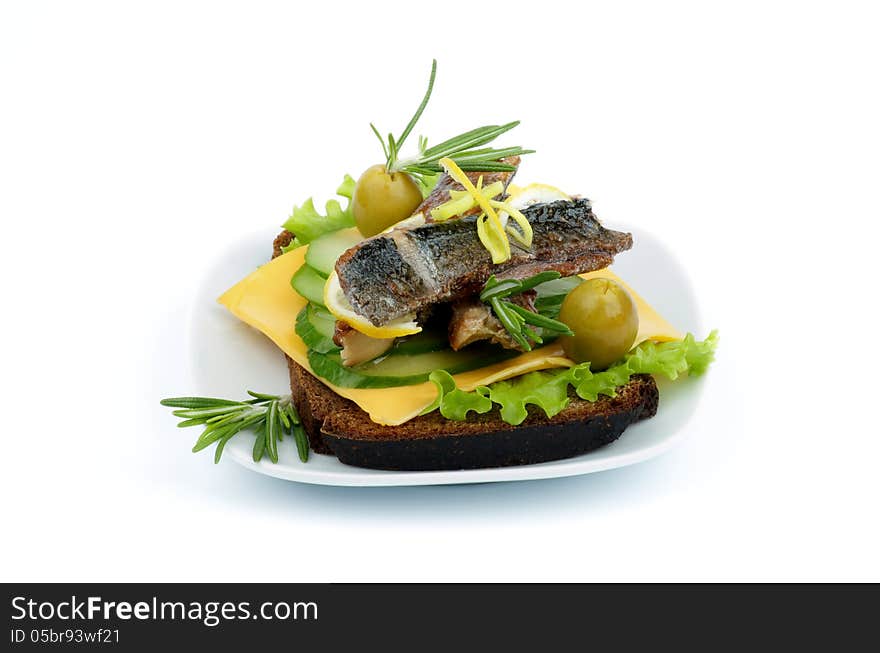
[335,199,633,327]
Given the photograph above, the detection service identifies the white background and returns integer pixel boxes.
[2,1,878,582]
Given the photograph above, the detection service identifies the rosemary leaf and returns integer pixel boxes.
[445,147,535,164]
[480,277,523,302]
[160,397,244,409]
[408,159,521,173]
[481,272,575,349]
[507,303,575,334]
[517,271,562,293]
[192,424,234,452]
[277,405,291,430]
[370,122,389,160]
[252,422,266,462]
[491,297,532,351]
[214,431,237,464]
[247,390,280,401]
[396,59,436,153]
[160,391,310,465]
[176,418,208,428]
[292,424,310,463]
[285,401,301,426]
[451,161,520,172]
[172,405,247,419]
[421,122,521,160]
[523,326,543,344]
[205,407,253,425]
[265,401,279,463]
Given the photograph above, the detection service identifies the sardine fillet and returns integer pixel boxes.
[335,199,632,326]
[448,290,537,352]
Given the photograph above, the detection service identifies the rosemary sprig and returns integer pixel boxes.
[481,273,575,352]
[371,60,534,184]
[160,390,310,464]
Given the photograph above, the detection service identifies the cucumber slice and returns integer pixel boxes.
[309,304,337,336]
[391,328,449,356]
[357,347,510,378]
[304,227,363,277]
[295,305,339,353]
[290,265,327,306]
[307,345,516,388]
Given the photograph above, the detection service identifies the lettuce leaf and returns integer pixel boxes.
[425,331,718,426]
[422,370,493,420]
[488,370,575,425]
[626,331,719,379]
[570,362,633,402]
[281,175,357,250]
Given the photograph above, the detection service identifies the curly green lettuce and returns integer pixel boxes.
[420,368,493,420]
[281,175,357,251]
[425,331,718,426]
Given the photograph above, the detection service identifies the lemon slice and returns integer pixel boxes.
[506,183,570,209]
[323,271,422,338]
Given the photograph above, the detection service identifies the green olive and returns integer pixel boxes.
[352,164,423,237]
[558,278,639,370]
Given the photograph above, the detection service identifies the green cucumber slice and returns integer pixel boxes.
[307,345,516,388]
[295,305,339,353]
[290,265,327,306]
[304,227,363,277]
[308,304,337,337]
[391,328,449,355]
[357,347,509,378]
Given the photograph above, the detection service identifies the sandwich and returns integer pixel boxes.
[161,61,717,471]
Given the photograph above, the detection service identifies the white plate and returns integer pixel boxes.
[190,226,705,486]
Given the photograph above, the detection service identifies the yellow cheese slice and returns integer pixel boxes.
[218,247,681,426]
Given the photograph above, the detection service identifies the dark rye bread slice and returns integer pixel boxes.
[272,229,295,259]
[288,356,658,470]
[274,230,659,470]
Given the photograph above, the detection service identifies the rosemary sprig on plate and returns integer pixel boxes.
[370,60,534,185]
[480,272,575,351]
[160,391,309,464]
